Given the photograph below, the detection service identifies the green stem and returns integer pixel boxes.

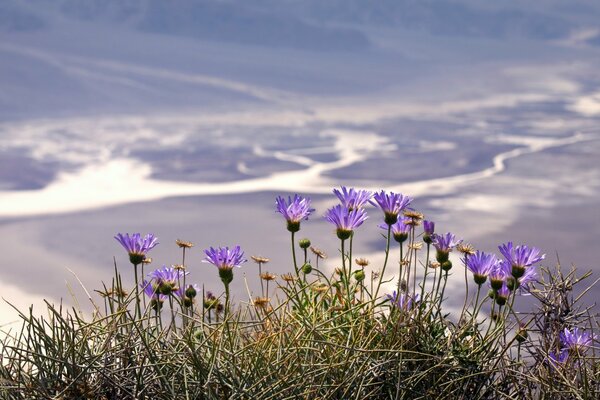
[373,225,392,305]
[398,244,404,295]
[291,231,299,276]
[438,270,449,317]
[133,263,141,320]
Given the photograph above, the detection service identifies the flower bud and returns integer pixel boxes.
[286,221,300,233]
[436,251,449,264]
[298,238,311,249]
[516,327,528,343]
[129,253,146,265]
[393,232,408,243]
[384,213,398,225]
[511,264,526,279]
[336,229,352,240]
[219,268,234,285]
[423,234,432,244]
[441,260,452,271]
[354,270,365,281]
[301,263,313,274]
[185,285,197,299]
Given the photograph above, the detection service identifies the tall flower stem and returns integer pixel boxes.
[438,270,449,317]
[419,243,431,317]
[420,244,431,303]
[373,225,392,305]
[224,283,231,321]
[182,247,187,298]
[410,227,417,296]
[460,254,470,319]
[471,284,483,324]
[258,261,264,297]
[133,263,142,320]
[341,238,350,306]
[398,244,404,295]
[291,232,299,276]
[141,264,147,311]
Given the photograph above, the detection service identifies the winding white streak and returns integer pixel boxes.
[391,132,597,197]
[1,131,595,218]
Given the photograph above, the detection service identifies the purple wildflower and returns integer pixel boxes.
[514,264,537,293]
[114,233,158,264]
[370,190,413,225]
[548,349,568,366]
[465,251,500,285]
[275,194,315,232]
[333,187,373,210]
[203,245,247,285]
[560,327,596,352]
[141,279,166,311]
[432,232,462,265]
[150,265,186,295]
[324,205,368,240]
[423,220,435,244]
[423,220,435,235]
[489,262,508,290]
[498,242,545,279]
[494,283,510,306]
[203,246,247,270]
[548,349,569,368]
[379,216,411,243]
[387,291,420,311]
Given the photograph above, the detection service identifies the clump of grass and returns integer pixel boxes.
[1,187,598,399]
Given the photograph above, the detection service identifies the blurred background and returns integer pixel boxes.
[1,0,599,322]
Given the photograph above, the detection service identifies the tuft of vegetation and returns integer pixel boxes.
[1,188,598,399]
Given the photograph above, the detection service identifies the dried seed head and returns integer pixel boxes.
[403,210,424,220]
[312,283,329,294]
[399,280,408,292]
[457,243,476,255]
[408,242,423,250]
[404,218,421,227]
[355,258,369,267]
[430,261,441,269]
[400,260,411,267]
[251,255,270,264]
[97,288,128,298]
[260,272,277,281]
[335,267,344,276]
[310,246,327,259]
[253,297,270,308]
[176,239,194,248]
[173,264,186,271]
[371,271,381,280]
[280,273,296,282]
[141,257,153,265]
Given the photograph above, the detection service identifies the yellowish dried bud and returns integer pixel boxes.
[280,273,296,282]
[251,255,270,264]
[408,242,423,250]
[457,243,476,255]
[310,247,327,259]
[260,272,277,281]
[175,239,194,248]
[355,258,369,267]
